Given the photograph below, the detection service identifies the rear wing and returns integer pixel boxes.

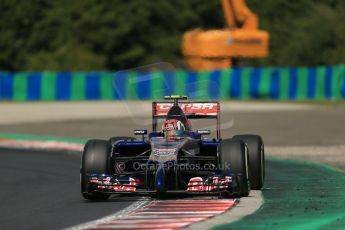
[152,101,220,138]
[152,101,219,118]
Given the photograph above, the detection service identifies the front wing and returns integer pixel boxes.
[87,173,242,196]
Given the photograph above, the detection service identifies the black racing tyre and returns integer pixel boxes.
[81,139,112,200]
[219,139,249,197]
[109,136,136,145]
[233,135,265,190]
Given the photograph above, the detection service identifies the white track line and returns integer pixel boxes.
[0,139,83,152]
[64,199,150,230]
[66,198,236,230]
[184,190,262,230]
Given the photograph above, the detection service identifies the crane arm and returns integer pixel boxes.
[221,0,258,30]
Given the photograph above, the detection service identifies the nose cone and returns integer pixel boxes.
[154,164,166,193]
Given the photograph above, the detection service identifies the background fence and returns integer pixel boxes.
[1,65,344,101]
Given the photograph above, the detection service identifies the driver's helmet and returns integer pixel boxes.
[162,119,186,137]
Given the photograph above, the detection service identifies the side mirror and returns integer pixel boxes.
[134,130,147,141]
[197,129,211,135]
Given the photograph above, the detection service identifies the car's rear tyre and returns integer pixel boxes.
[219,139,249,197]
[233,135,265,190]
[81,139,112,200]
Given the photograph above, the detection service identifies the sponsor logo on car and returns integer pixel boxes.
[154,102,218,116]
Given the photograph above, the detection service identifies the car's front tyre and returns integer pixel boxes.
[81,139,112,200]
[233,135,265,190]
[218,139,250,197]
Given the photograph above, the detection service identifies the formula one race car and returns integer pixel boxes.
[81,96,265,200]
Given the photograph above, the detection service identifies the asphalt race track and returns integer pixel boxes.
[2,105,345,146]
[2,149,345,230]
[0,148,143,230]
[1,103,345,229]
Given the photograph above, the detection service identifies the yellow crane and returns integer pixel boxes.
[182,0,269,71]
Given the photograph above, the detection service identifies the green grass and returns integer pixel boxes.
[212,158,345,230]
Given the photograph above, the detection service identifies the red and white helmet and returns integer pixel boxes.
[162,119,186,137]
